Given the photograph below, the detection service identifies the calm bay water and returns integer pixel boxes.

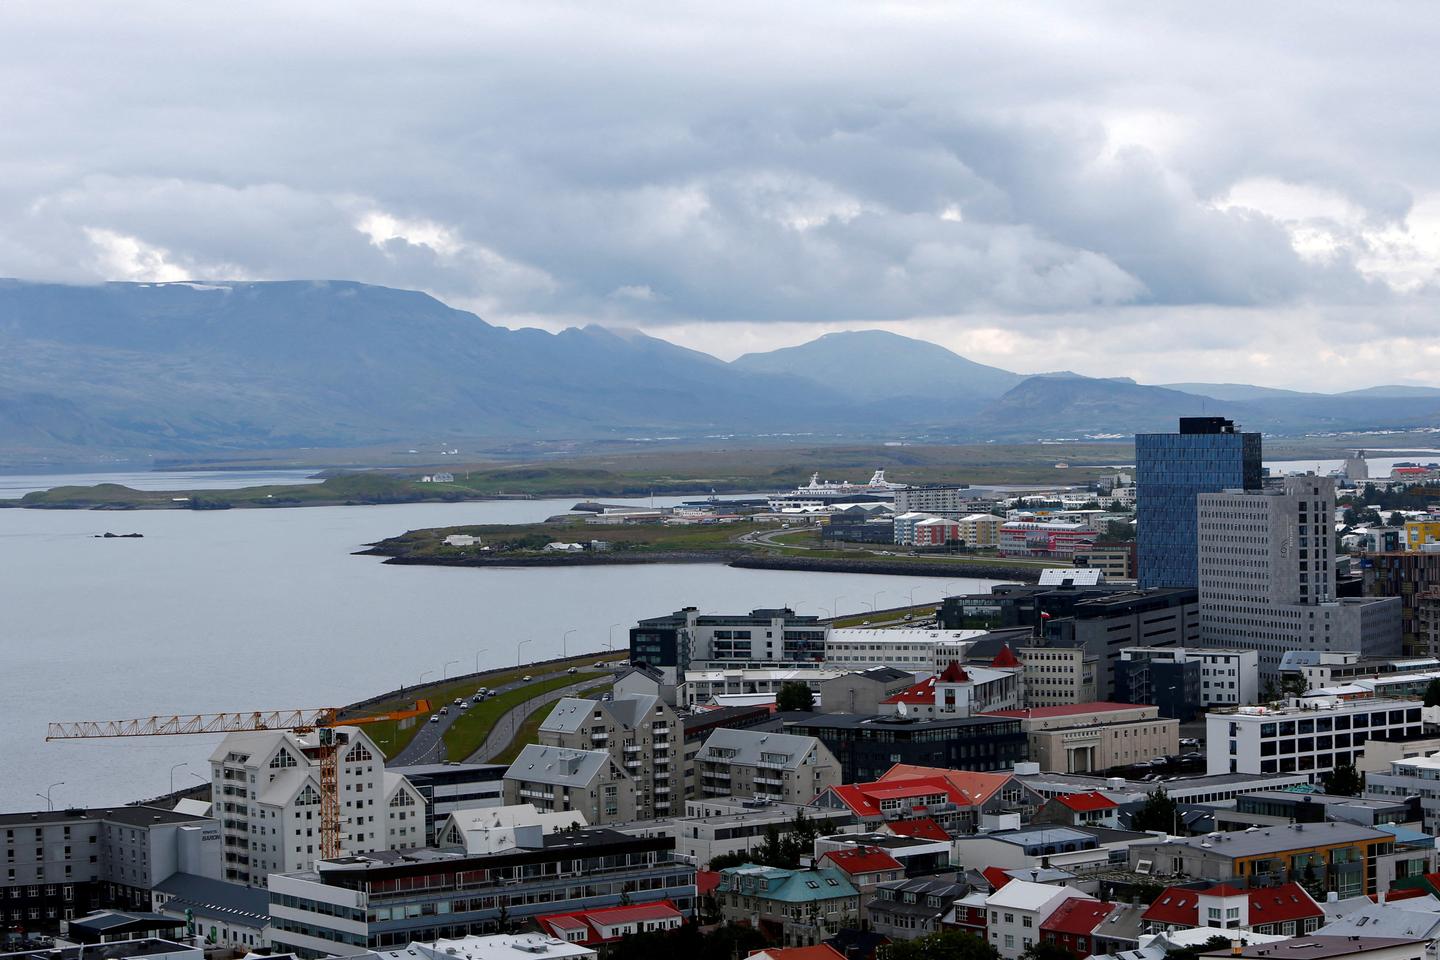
[0,489,1006,809]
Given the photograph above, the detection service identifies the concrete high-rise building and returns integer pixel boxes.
[1136,417,1262,589]
[209,726,426,887]
[537,693,680,819]
[1197,475,1401,680]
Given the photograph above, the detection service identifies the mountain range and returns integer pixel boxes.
[2,278,1438,460]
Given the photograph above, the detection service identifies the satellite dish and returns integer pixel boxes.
[897,701,909,718]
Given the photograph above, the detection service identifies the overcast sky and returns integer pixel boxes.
[4,2,1440,389]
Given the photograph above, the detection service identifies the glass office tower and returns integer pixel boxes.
[1136,417,1262,588]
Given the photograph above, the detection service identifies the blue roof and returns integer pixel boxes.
[718,864,858,902]
[1377,824,1435,847]
[995,827,1092,846]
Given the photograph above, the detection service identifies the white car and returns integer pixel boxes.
[567,667,578,674]
[522,675,533,682]
[428,714,439,723]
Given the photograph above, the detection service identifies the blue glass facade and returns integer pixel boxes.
[1137,419,1261,588]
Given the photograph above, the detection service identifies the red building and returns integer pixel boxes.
[1041,898,1116,959]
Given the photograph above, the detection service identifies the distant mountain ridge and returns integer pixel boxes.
[1,278,1438,459]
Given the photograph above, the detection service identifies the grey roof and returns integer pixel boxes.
[829,666,914,684]
[70,912,182,932]
[1316,904,1440,941]
[1215,937,1430,960]
[1137,821,1388,858]
[152,872,269,925]
[874,876,970,898]
[0,805,210,827]
[504,745,620,787]
[695,728,820,770]
[0,941,197,960]
[539,693,659,735]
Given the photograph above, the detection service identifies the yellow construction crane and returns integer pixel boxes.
[46,703,425,859]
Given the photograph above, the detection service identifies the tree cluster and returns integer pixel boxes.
[777,681,816,711]
[889,930,1000,960]
[707,811,821,870]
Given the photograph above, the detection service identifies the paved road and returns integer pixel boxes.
[388,665,608,766]
[463,676,606,763]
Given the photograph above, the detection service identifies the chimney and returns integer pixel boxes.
[1377,890,1386,905]
[1326,891,1339,903]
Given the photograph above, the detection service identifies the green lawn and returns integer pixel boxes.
[371,517,756,562]
[488,681,614,764]
[442,672,609,761]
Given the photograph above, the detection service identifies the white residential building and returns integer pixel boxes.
[824,628,988,671]
[678,667,851,709]
[984,878,1094,960]
[1206,697,1424,779]
[1118,647,1260,706]
[1367,754,1440,834]
[208,726,425,888]
[435,804,589,854]
[693,728,842,803]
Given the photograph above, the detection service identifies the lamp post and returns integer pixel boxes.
[419,670,433,687]
[474,647,488,674]
[832,596,846,617]
[516,637,532,666]
[608,624,622,652]
[443,659,459,679]
[37,782,63,811]
[563,629,576,658]
[871,590,886,611]
[170,762,187,794]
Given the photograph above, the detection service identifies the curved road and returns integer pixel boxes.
[462,676,607,763]
[388,664,613,767]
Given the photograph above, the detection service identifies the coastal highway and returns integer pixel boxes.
[387,664,614,767]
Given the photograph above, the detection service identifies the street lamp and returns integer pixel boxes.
[443,659,459,679]
[832,596,846,617]
[608,623,622,652]
[37,782,63,811]
[871,590,886,611]
[516,637,533,666]
[563,629,576,658]
[170,762,187,794]
[419,670,433,687]
[474,647,489,674]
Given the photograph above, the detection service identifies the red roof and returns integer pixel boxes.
[1372,887,1430,903]
[880,765,1017,805]
[939,661,971,683]
[1042,898,1115,936]
[749,947,848,960]
[535,900,683,944]
[883,817,950,842]
[982,866,1014,891]
[1054,791,1118,812]
[825,775,961,817]
[882,676,941,705]
[982,701,1142,719]
[991,644,1022,668]
[697,869,722,896]
[821,847,903,876]
[1142,883,1321,928]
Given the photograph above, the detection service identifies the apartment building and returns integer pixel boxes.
[629,607,827,678]
[981,703,1178,774]
[678,667,849,710]
[713,864,859,946]
[1115,647,1259,720]
[957,514,1005,549]
[894,485,977,518]
[266,829,694,958]
[617,798,855,868]
[694,729,841,804]
[383,763,505,845]
[1205,697,1424,778]
[999,522,1097,560]
[1199,476,1401,680]
[1073,543,1135,580]
[1364,551,1440,657]
[501,746,636,825]
[0,806,219,933]
[788,713,1027,783]
[1017,639,1097,707]
[539,694,680,819]
[1367,753,1440,834]
[985,878,1094,960]
[1126,821,1395,897]
[209,727,425,887]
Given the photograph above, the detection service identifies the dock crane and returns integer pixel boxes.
[47,699,432,859]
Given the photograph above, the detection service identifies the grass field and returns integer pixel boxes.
[370,517,759,562]
[488,681,615,764]
[442,672,609,761]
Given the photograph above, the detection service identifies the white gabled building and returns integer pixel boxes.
[209,726,425,887]
[984,878,1094,960]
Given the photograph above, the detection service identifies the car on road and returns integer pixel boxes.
[476,686,488,696]
[593,662,605,668]
[428,714,439,723]
[460,700,471,709]
[567,667,578,674]
[522,675,532,682]
[454,698,464,705]
[439,706,448,715]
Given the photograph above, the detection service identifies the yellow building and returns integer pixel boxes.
[1405,521,1440,551]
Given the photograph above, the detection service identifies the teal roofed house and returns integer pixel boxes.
[715,864,860,946]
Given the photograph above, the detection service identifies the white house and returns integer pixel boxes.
[985,878,1094,960]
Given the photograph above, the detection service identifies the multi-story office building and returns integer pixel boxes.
[1073,542,1136,580]
[1136,417,1262,589]
[0,806,219,933]
[266,829,694,958]
[501,746,636,825]
[384,764,505,845]
[998,522,1097,559]
[1116,647,1259,715]
[677,666,850,710]
[1016,638,1097,707]
[629,607,827,678]
[824,629,986,671]
[538,694,680,819]
[1363,551,1440,657]
[1041,588,1200,698]
[693,729,841,803]
[1206,697,1424,778]
[1367,754,1440,834]
[785,713,1027,783]
[1199,476,1402,679]
[209,727,426,887]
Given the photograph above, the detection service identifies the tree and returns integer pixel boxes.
[1281,675,1308,698]
[1131,788,1180,834]
[888,930,1000,960]
[1103,519,1136,542]
[777,681,815,711]
[1425,677,1440,708]
[1021,941,1076,960]
[1323,760,1363,797]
